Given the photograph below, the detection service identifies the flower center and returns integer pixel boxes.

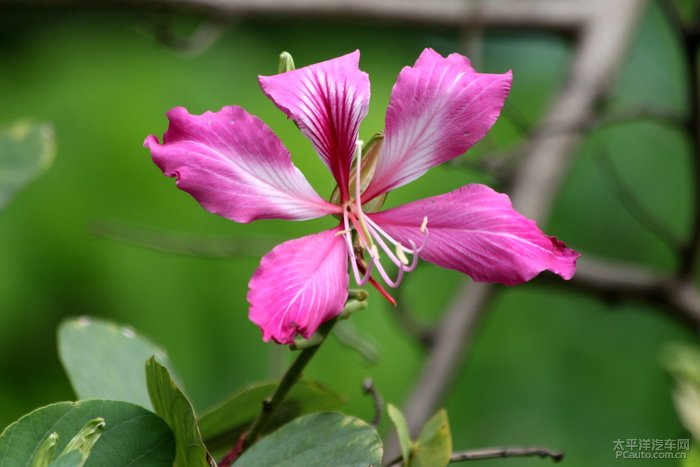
[338,140,429,291]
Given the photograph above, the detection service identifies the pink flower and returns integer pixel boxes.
[145,49,578,344]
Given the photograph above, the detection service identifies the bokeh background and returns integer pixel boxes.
[0,2,697,466]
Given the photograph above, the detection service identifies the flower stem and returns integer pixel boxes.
[219,296,366,466]
[244,318,335,446]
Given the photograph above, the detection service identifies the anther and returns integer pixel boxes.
[420,216,429,234]
[395,246,409,266]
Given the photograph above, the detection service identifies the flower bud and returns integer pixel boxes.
[278,51,295,73]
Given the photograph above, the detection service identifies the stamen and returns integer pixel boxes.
[342,138,429,293]
[343,209,373,286]
[395,246,409,266]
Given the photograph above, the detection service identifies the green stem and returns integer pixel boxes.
[243,317,337,448]
[220,295,367,466]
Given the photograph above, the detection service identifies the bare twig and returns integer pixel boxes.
[658,0,687,35]
[362,378,383,428]
[396,2,647,448]
[148,15,228,55]
[665,0,700,278]
[591,107,689,131]
[399,282,494,438]
[594,145,683,252]
[540,254,700,330]
[332,320,381,364]
[3,0,593,31]
[91,219,278,258]
[392,282,436,348]
[449,446,564,463]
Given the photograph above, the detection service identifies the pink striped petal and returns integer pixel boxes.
[363,48,512,201]
[368,185,578,285]
[145,106,339,223]
[259,51,370,201]
[248,228,349,344]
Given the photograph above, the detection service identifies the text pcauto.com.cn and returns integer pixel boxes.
[612,439,690,460]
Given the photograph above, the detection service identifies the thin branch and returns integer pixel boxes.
[502,102,536,135]
[400,282,494,436]
[449,446,564,463]
[671,1,700,278]
[91,219,278,258]
[392,281,436,348]
[391,1,647,459]
[148,15,228,55]
[591,107,689,131]
[539,254,700,330]
[594,144,684,252]
[3,0,593,32]
[362,378,383,428]
[332,320,381,364]
[658,0,686,35]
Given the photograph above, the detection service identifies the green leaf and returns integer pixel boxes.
[33,433,59,467]
[0,120,55,211]
[198,380,345,453]
[52,418,105,467]
[146,357,212,467]
[411,409,452,467]
[662,343,700,441]
[234,412,382,467]
[47,451,82,467]
[57,317,172,410]
[387,404,413,466]
[0,400,175,466]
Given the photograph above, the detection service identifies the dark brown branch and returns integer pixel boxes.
[673,3,700,278]
[594,145,684,252]
[362,378,383,428]
[2,0,592,32]
[540,254,700,331]
[449,446,564,463]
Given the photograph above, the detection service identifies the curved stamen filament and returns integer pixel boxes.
[341,139,430,290]
[347,207,429,288]
[363,215,429,256]
[343,208,373,286]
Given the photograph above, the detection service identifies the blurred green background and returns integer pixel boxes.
[0,3,697,466]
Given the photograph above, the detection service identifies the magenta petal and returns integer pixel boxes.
[259,51,370,200]
[368,185,578,285]
[248,228,349,344]
[145,106,339,223]
[363,48,512,201]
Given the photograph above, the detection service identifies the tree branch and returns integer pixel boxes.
[449,446,564,463]
[91,219,277,259]
[391,1,648,458]
[362,378,383,428]
[539,254,700,331]
[593,145,684,253]
[3,0,593,31]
